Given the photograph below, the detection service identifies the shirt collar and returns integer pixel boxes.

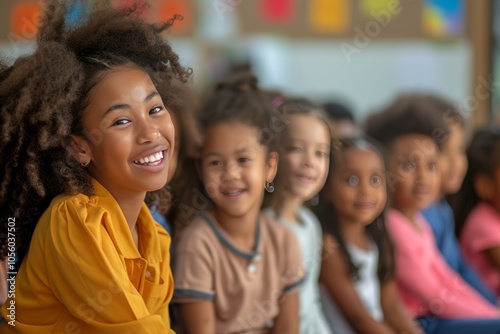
[199,210,261,261]
[90,178,162,263]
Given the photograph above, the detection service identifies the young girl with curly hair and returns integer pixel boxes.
[172,73,304,334]
[0,0,190,332]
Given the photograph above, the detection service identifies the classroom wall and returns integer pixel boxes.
[0,0,474,125]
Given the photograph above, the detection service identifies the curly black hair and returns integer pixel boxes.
[0,0,191,262]
[147,80,202,237]
[199,72,279,151]
[365,94,449,151]
[313,136,396,283]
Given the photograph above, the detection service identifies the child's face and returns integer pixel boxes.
[439,122,467,195]
[81,65,174,196]
[387,134,440,215]
[279,115,330,201]
[329,148,386,225]
[200,122,277,218]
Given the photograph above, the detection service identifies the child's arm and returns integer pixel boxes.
[381,279,423,334]
[388,213,500,318]
[271,291,299,334]
[320,235,396,334]
[179,301,216,334]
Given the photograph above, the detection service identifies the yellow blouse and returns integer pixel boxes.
[0,179,175,333]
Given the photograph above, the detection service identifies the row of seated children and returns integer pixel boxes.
[0,1,472,331]
[1,5,499,329]
[155,68,500,333]
[2,59,500,333]
[364,96,500,334]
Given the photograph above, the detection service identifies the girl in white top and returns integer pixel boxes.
[313,137,421,334]
[263,99,332,334]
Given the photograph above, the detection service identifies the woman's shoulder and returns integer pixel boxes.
[28,192,110,254]
[41,192,98,225]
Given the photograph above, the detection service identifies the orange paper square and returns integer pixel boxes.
[158,0,193,34]
[10,2,42,39]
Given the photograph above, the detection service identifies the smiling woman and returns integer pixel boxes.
[0,0,189,332]
[76,66,174,219]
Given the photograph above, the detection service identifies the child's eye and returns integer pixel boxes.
[316,151,328,157]
[238,157,251,163]
[403,162,415,171]
[208,160,222,167]
[371,175,382,185]
[347,175,359,186]
[428,162,437,171]
[112,119,130,126]
[289,146,302,152]
[150,106,163,115]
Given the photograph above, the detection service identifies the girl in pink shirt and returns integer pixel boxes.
[453,126,500,298]
[366,95,500,334]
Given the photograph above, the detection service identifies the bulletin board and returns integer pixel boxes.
[238,0,466,39]
[0,0,196,43]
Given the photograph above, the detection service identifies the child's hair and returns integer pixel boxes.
[152,80,202,231]
[175,72,278,226]
[421,94,464,128]
[365,94,449,150]
[451,126,500,235]
[199,72,278,152]
[264,98,334,211]
[323,101,355,123]
[0,1,191,261]
[313,136,395,283]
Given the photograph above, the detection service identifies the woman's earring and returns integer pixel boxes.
[81,158,90,167]
[265,181,275,193]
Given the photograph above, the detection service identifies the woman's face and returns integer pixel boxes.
[80,65,175,198]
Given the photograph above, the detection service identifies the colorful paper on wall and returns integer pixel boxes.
[10,1,41,39]
[260,0,295,24]
[158,0,193,34]
[308,0,349,33]
[359,0,400,19]
[65,1,91,28]
[114,0,149,19]
[423,0,464,37]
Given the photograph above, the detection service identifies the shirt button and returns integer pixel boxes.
[145,270,151,278]
[247,264,257,273]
